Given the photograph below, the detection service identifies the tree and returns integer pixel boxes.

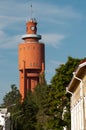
[1,84,21,112]
[1,84,22,130]
[1,56,83,130]
[1,84,21,105]
[46,57,81,130]
[17,90,38,130]
[33,84,49,130]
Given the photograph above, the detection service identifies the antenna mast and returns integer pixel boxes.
[30,0,33,18]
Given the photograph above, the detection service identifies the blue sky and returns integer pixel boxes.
[0,0,86,103]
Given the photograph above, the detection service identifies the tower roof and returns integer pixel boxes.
[22,18,41,40]
[29,18,37,23]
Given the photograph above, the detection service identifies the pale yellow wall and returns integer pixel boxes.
[83,75,86,129]
[71,83,80,108]
[83,74,86,96]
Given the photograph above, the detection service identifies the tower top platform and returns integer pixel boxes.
[22,34,41,40]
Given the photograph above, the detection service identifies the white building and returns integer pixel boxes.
[67,60,86,130]
[0,108,11,130]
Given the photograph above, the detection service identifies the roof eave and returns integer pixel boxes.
[67,61,86,92]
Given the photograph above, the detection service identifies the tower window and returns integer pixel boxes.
[36,63,38,67]
[33,63,35,66]
[30,63,32,66]
[33,46,35,49]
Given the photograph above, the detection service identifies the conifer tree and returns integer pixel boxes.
[33,84,49,130]
[17,91,38,130]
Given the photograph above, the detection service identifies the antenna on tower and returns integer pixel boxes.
[30,0,33,18]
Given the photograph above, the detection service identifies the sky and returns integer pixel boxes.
[0,0,86,103]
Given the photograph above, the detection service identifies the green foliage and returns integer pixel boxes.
[1,84,22,130]
[1,84,21,113]
[33,84,49,130]
[1,56,83,130]
[46,56,81,130]
[17,91,38,130]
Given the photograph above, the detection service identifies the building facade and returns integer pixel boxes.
[18,18,45,99]
[67,61,86,130]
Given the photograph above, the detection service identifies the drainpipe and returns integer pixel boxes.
[66,87,73,95]
[73,72,85,130]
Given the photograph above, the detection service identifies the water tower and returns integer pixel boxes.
[18,18,45,99]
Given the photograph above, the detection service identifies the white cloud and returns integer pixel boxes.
[0,30,5,37]
[34,3,82,22]
[0,0,81,21]
[0,1,27,30]
[0,15,24,29]
[42,33,66,47]
[0,28,22,49]
[49,5,82,19]
[0,1,82,30]
[0,1,82,49]
[0,32,65,49]
[0,34,22,49]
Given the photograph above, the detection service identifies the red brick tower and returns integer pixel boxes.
[18,18,45,99]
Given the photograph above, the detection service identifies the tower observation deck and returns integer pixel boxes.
[18,18,45,99]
